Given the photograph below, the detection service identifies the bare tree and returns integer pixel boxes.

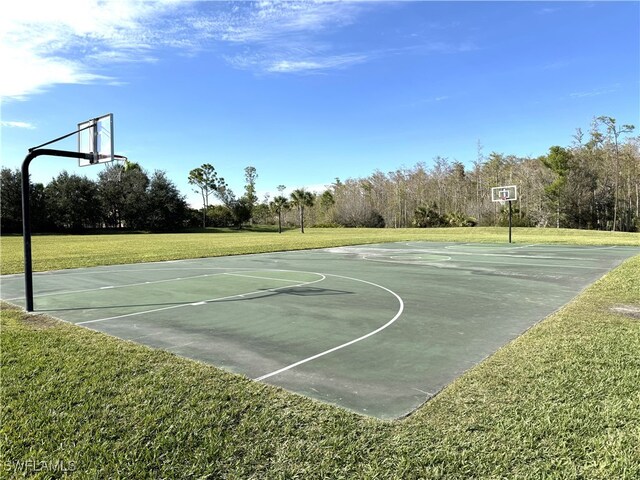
[596,116,635,231]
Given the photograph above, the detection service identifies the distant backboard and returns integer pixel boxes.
[491,185,518,203]
[78,113,114,166]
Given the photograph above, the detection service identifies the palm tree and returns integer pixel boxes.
[290,189,314,233]
[269,195,289,233]
[123,159,141,172]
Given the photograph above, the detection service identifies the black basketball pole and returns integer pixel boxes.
[508,200,513,244]
[21,149,94,312]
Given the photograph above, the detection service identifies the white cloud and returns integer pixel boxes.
[570,86,618,98]
[542,60,572,71]
[266,54,368,73]
[213,1,360,44]
[2,0,359,98]
[268,60,323,73]
[201,1,370,74]
[0,1,474,99]
[402,94,451,109]
[0,0,182,100]
[1,120,35,129]
[1,43,113,99]
[537,7,559,15]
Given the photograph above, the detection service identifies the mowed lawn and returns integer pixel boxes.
[1,228,639,478]
[1,226,639,275]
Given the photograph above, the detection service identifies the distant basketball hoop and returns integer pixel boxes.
[491,185,519,244]
[491,185,518,203]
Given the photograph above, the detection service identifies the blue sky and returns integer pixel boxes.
[1,0,638,207]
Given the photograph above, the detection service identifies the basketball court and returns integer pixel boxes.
[2,242,638,419]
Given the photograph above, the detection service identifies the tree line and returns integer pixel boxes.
[1,162,190,233]
[1,116,638,234]
[273,116,639,232]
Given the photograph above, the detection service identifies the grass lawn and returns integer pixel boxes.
[1,228,639,478]
[1,226,638,275]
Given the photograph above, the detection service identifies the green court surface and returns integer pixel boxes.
[2,242,638,419]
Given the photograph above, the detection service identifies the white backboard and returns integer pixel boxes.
[78,113,114,166]
[491,185,518,202]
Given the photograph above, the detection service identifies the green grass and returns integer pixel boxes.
[1,226,638,275]
[1,229,640,478]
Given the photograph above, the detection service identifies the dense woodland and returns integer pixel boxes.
[1,116,638,233]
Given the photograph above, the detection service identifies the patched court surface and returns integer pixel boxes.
[2,242,639,419]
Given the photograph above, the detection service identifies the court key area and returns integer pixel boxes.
[2,242,638,419]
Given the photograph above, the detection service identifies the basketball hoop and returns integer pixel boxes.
[491,185,519,244]
[21,113,125,311]
[491,185,518,203]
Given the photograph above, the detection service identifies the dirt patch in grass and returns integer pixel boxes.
[1,302,61,329]
[20,313,61,330]
[610,304,640,319]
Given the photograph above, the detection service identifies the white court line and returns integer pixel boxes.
[428,249,587,261]
[224,272,307,283]
[4,268,291,302]
[2,271,224,302]
[363,248,590,263]
[333,244,589,261]
[404,242,609,259]
[362,254,451,267]
[513,244,540,249]
[440,243,636,254]
[412,387,434,396]
[559,245,630,251]
[452,258,609,269]
[166,342,195,351]
[76,273,326,326]
[1,265,269,283]
[441,243,539,250]
[255,273,404,382]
